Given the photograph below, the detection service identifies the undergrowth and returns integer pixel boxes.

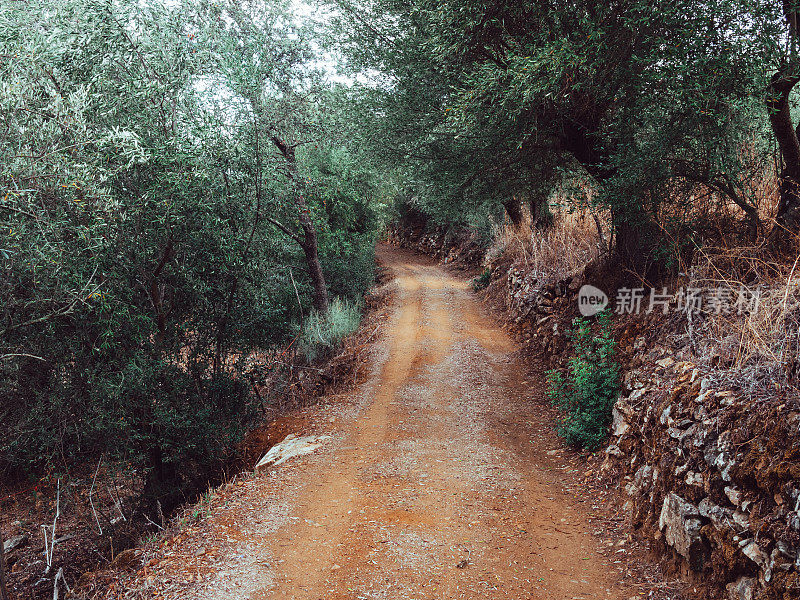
[546,310,620,450]
[472,268,492,291]
[486,209,605,283]
[680,244,800,396]
[300,297,362,361]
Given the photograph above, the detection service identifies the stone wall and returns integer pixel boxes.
[486,262,580,360]
[603,348,800,600]
[385,223,486,265]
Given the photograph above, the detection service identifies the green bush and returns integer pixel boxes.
[472,268,492,291]
[0,0,384,499]
[300,297,362,361]
[546,310,620,451]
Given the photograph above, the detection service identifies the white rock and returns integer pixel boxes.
[606,444,623,457]
[724,486,742,506]
[699,498,732,530]
[741,540,768,567]
[715,452,735,482]
[732,510,749,530]
[685,471,703,487]
[611,407,630,436]
[659,493,703,568]
[696,390,712,404]
[726,576,756,600]
[770,547,794,572]
[634,465,653,489]
[3,534,28,553]
[628,388,647,402]
[717,430,733,452]
[255,434,332,472]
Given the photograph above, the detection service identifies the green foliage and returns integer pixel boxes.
[300,297,362,361]
[472,268,492,291]
[546,311,620,451]
[332,0,786,267]
[0,0,385,504]
[305,144,381,304]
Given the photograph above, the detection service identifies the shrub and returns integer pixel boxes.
[546,310,620,450]
[300,297,362,361]
[472,268,492,291]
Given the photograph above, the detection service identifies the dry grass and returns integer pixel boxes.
[665,160,800,395]
[681,244,800,396]
[482,163,799,396]
[488,209,605,282]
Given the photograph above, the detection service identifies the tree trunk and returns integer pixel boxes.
[530,194,553,229]
[0,523,10,600]
[298,212,329,314]
[773,171,800,245]
[272,136,329,314]
[767,5,800,251]
[501,196,524,227]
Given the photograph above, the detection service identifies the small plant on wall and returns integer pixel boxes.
[546,310,620,450]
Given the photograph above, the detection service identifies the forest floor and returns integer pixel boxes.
[97,245,686,600]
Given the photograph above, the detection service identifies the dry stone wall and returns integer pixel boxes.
[603,348,800,600]
[495,263,580,359]
[385,224,485,265]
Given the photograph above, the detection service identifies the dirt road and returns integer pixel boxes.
[128,246,639,600]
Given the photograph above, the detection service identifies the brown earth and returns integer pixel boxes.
[97,245,673,600]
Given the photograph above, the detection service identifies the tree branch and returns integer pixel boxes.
[265,216,303,246]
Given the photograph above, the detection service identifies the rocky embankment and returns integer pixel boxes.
[385,223,486,266]
[604,350,800,600]
[495,260,800,600]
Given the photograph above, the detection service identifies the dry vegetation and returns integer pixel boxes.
[658,168,800,398]
[487,209,606,283]
[482,166,800,403]
[680,245,800,397]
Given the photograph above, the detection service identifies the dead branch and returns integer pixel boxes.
[106,486,126,524]
[89,457,103,535]
[41,478,60,575]
[0,353,45,362]
[265,216,303,245]
[52,566,70,600]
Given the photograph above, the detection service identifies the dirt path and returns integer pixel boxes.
[123,246,640,600]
